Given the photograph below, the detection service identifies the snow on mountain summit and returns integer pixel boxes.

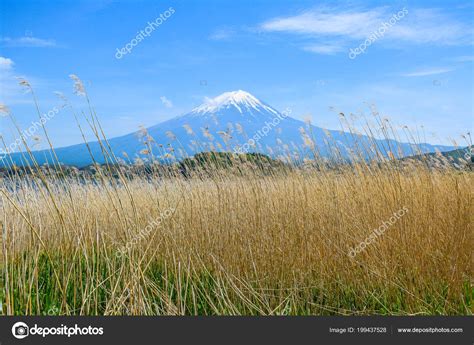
[191,90,278,116]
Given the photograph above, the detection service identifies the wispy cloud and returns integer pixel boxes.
[388,9,472,45]
[401,67,455,77]
[0,57,35,105]
[261,7,384,39]
[259,6,472,55]
[451,55,474,62]
[0,56,14,70]
[1,36,56,47]
[209,28,235,41]
[303,44,344,55]
[160,96,173,108]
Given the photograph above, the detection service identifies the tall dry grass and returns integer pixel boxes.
[1,158,472,315]
[0,77,472,315]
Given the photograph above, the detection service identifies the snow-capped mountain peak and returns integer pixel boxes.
[191,90,278,115]
[3,87,455,167]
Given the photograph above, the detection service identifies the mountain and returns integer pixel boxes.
[1,90,455,167]
[400,146,473,169]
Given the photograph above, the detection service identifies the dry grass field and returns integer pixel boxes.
[1,153,472,315]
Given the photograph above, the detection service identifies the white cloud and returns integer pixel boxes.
[261,7,384,39]
[0,57,14,70]
[303,44,344,55]
[0,57,35,105]
[259,6,472,55]
[451,55,474,62]
[401,67,455,77]
[1,36,56,47]
[209,28,235,41]
[160,96,173,108]
[386,9,471,45]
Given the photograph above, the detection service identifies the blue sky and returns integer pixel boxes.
[0,0,473,149]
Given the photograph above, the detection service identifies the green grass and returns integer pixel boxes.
[3,253,471,316]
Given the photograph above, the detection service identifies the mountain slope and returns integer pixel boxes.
[2,90,454,167]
